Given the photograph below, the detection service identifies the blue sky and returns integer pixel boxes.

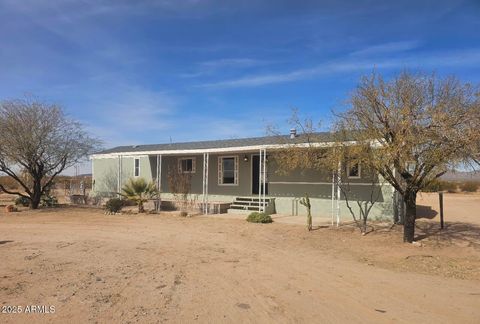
[1,0,480,152]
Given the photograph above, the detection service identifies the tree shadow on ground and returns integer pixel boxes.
[416,205,438,220]
[415,221,480,247]
[0,240,13,245]
[311,225,330,231]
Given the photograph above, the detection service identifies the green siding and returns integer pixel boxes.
[92,152,394,220]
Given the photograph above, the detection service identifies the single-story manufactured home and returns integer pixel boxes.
[90,130,398,222]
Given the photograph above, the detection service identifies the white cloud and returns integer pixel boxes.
[181,58,270,78]
[199,48,480,89]
[350,40,421,57]
[77,83,178,148]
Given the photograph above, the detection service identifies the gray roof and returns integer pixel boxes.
[96,132,334,154]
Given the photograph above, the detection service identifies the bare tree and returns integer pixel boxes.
[0,97,100,209]
[167,166,192,214]
[333,150,386,235]
[272,120,383,234]
[273,73,480,243]
[335,71,480,242]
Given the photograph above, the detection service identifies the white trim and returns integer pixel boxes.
[218,155,239,186]
[134,157,140,177]
[90,141,359,159]
[336,161,341,226]
[92,154,149,159]
[178,157,196,174]
[202,153,209,214]
[347,162,361,179]
[92,159,95,191]
[269,181,383,186]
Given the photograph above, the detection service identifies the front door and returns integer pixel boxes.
[252,155,268,195]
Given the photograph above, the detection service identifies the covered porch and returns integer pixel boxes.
[109,145,343,224]
[143,148,270,214]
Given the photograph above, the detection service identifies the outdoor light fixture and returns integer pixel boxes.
[243,155,249,162]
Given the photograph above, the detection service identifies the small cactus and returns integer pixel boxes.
[300,194,312,231]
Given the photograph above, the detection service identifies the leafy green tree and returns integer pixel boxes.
[121,178,158,213]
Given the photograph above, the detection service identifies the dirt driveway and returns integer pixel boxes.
[1,207,479,323]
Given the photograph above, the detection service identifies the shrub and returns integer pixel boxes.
[460,181,479,192]
[246,212,273,223]
[121,178,158,213]
[87,192,102,206]
[105,198,124,214]
[40,195,58,207]
[422,179,457,193]
[14,196,30,207]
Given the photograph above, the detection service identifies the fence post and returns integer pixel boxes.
[439,192,444,229]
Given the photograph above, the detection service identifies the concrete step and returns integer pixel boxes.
[227,208,264,215]
[235,197,273,202]
[231,201,269,206]
[229,204,265,211]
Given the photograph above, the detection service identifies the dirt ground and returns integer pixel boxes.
[0,198,479,323]
[417,192,480,225]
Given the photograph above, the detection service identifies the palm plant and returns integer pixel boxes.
[121,178,158,213]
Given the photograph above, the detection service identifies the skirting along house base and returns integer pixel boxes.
[90,131,396,223]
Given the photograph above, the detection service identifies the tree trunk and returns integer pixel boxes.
[138,201,145,213]
[30,179,42,209]
[403,191,417,243]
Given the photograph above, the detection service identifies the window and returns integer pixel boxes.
[134,158,140,177]
[347,162,361,179]
[218,156,238,185]
[178,158,196,173]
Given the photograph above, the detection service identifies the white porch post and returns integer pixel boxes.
[117,155,122,197]
[258,149,262,211]
[262,149,266,213]
[258,148,266,212]
[336,161,341,227]
[202,153,209,214]
[156,154,162,211]
[331,170,335,226]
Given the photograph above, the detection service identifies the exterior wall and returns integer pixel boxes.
[92,155,152,195]
[92,152,395,221]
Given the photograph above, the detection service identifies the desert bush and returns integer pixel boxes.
[246,212,273,223]
[40,194,58,207]
[460,181,479,192]
[87,192,102,206]
[422,179,457,193]
[14,196,30,207]
[167,166,191,213]
[179,211,188,217]
[105,198,124,214]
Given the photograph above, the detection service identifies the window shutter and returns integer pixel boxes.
[218,157,222,185]
[234,156,238,185]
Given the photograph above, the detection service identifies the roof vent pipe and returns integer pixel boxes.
[290,128,297,139]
